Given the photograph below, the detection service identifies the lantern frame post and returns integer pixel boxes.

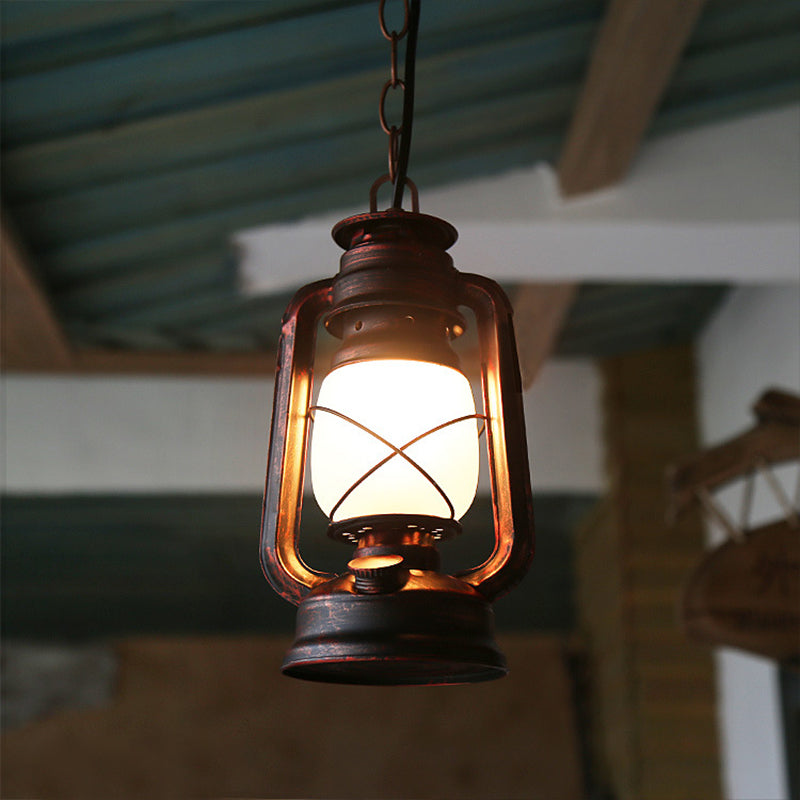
[260,279,334,606]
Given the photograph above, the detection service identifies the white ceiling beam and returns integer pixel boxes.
[238,105,800,294]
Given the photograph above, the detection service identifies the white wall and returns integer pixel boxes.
[1,358,603,496]
[698,284,800,800]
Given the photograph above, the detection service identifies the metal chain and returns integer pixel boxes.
[378,0,409,185]
[373,0,420,210]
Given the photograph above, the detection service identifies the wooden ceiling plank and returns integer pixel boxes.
[1,1,350,77]
[15,81,580,247]
[557,0,708,197]
[513,282,577,390]
[0,1,173,45]
[1,219,72,371]
[39,125,561,282]
[56,248,231,316]
[663,30,800,107]
[4,18,591,195]
[2,1,592,147]
[653,80,800,139]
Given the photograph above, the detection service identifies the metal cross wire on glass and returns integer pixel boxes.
[259,0,534,685]
[308,402,487,533]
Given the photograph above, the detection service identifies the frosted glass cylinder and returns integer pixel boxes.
[310,359,480,522]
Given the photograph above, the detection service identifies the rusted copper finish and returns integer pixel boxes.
[379,0,409,40]
[259,279,335,606]
[260,209,534,683]
[328,210,464,369]
[348,554,408,594]
[370,175,418,212]
[377,0,409,189]
[330,514,457,571]
[328,513,460,545]
[282,572,507,685]
[456,273,535,601]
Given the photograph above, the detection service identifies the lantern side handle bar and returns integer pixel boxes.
[456,274,534,601]
[260,279,335,606]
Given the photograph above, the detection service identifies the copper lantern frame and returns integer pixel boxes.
[260,206,534,685]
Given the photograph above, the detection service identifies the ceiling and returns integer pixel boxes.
[1,0,798,371]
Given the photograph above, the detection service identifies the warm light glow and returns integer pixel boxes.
[311,359,480,521]
[348,555,404,571]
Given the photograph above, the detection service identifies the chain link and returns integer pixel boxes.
[378,0,409,194]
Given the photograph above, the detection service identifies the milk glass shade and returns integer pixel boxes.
[311,359,480,522]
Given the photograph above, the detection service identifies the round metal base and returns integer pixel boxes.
[282,584,507,686]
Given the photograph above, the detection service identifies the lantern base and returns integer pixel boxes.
[282,575,507,685]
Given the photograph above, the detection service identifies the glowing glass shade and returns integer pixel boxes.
[311,359,480,522]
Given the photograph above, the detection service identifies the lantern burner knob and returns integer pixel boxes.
[348,554,408,594]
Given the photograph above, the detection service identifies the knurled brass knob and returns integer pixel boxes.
[348,554,408,594]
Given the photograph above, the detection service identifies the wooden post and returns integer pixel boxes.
[575,344,722,800]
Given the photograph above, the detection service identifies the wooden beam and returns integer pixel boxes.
[1,218,72,371]
[513,283,577,390]
[0,226,277,376]
[557,0,708,196]
[0,223,277,376]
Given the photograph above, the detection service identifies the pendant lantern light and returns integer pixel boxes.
[260,0,533,685]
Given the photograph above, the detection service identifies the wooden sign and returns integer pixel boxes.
[670,388,800,662]
[682,519,800,662]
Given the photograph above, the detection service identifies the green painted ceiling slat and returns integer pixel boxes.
[47,140,560,346]
[64,322,181,351]
[684,0,800,53]
[558,310,726,360]
[0,0,181,43]
[55,248,236,317]
[557,286,728,356]
[1,6,386,145]
[73,291,305,342]
[0,0,789,361]
[1,493,595,638]
[15,86,577,250]
[36,126,562,287]
[2,21,593,204]
[0,1,371,76]
[7,22,795,263]
[0,0,599,48]
[665,30,800,106]
[1,68,388,201]
[87,287,255,330]
[564,285,724,331]
[652,82,800,138]
[0,1,601,146]
[6,2,796,203]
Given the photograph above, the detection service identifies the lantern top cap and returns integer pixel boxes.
[332,209,458,253]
